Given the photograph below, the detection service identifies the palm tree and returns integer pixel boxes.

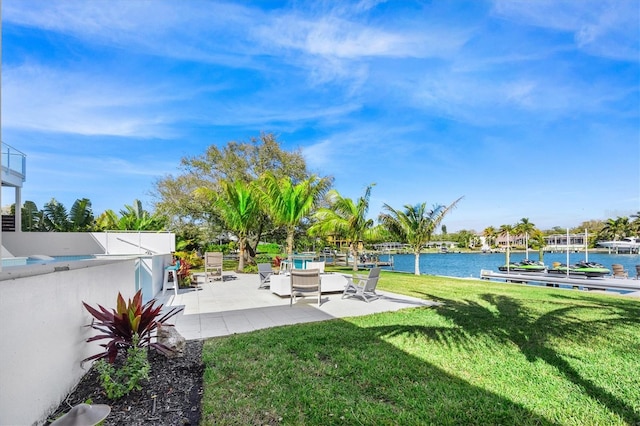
[482,226,497,249]
[259,172,331,260]
[379,196,463,275]
[515,218,536,259]
[214,180,260,271]
[498,224,514,265]
[599,217,630,242]
[309,185,379,271]
[631,211,640,235]
[530,229,546,263]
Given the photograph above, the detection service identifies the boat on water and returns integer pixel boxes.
[547,260,611,278]
[498,259,546,273]
[597,237,640,252]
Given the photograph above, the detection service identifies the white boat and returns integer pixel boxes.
[597,237,640,251]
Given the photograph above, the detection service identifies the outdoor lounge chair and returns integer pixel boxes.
[205,252,223,282]
[257,263,273,289]
[342,267,381,303]
[612,264,628,279]
[636,265,640,280]
[290,268,321,306]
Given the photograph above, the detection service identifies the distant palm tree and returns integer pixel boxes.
[599,217,630,241]
[499,224,515,265]
[379,197,463,275]
[530,229,546,263]
[259,172,331,260]
[309,185,379,271]
[631,212,640,234]
[515,218,536,259]
[482,226,497,248]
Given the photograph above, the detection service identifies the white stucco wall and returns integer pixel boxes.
[2,231,175,257]
[0,258,137,426]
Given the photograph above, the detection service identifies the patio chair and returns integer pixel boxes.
[290,268,321,306]
[205,252,223,282]
[612,264,628,279]
[636,265,640,280]
[257,263,273,289]
[342,267,381,303]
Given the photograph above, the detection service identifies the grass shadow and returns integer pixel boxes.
[399,290,640,424]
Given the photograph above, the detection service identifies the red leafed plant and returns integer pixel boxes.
[82,289,182,364]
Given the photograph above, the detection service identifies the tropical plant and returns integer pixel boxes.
[41,197,95,231]
[378,197,463,275]
[259,172,331,260]
[95,199,166,231]
[93,335,151,399]
[18,201,46,231]
[82,290,182,364]
[309,185,380,271]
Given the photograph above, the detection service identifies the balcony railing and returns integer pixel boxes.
[1,142,27,186]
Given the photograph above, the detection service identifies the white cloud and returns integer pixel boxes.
[492,0,639,61]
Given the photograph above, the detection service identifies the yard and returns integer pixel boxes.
[200,272,640,425]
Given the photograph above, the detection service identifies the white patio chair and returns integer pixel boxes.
[342,267,381,303]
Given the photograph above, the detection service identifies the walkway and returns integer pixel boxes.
[157,272,437,340]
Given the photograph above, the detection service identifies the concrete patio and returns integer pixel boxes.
[157,272,438,340]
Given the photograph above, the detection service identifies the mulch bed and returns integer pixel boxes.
[47,340,204,425]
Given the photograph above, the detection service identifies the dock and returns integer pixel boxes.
[480,269,640,293]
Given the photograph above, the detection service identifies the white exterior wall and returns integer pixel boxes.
[0,259,136,426]
[2,231,175,257]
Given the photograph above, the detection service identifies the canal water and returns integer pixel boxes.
[378,252,640,278]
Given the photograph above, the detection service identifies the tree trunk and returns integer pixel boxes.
[286,228,294,261]
[414,251,420,275]
[352,245,358,272]
[238,237,246,271]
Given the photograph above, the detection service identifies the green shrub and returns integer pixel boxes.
[256,243,281,254]
[94,336,150,399]
[254,254,273,265]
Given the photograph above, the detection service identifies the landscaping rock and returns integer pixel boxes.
[157,324,186,358]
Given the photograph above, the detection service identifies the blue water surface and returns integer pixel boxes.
[379,252,640,278]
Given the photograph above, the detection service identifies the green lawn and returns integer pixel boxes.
[201,271,640,425]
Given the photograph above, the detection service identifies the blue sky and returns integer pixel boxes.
[2,0,639,232]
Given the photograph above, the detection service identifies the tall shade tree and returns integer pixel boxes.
[153,133,327,253]
[309,185,379,272]
[379,196,463,275]
[208,181,260,271]
[259,172,331,261]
